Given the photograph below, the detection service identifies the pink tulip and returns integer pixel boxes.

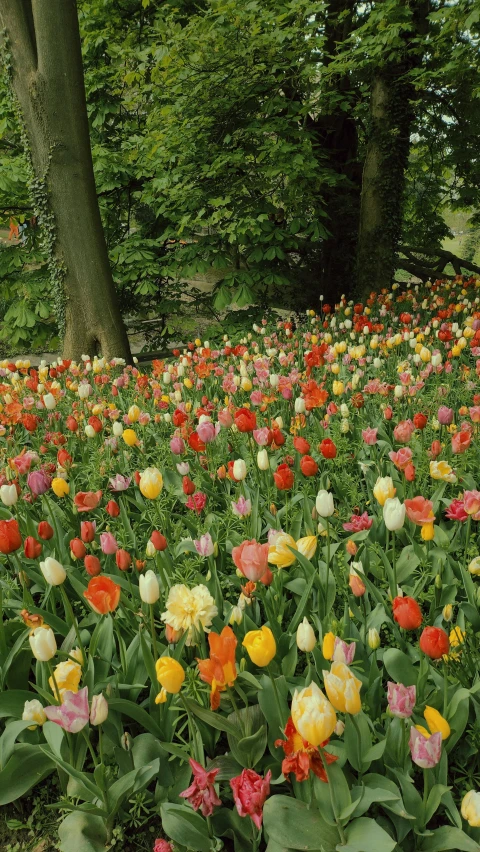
[389,447,413,471]
[250,390,263,406]
[232,539,269,582]
[393,419,415,444]
[100,532,118,555]
[463,490,480,517]
[405,496,435,526]
[27,469,51,496]
[218,409,233,428]
[170,436,185,454]
[194,533,214,557]
[409,727,442,769]
[469,406,480,423]
[437,406,453,425]
[332,637,356,665]
[196,421,217,444]
[253,427,271,446]
[230,769,271,829]
[108,473,131,492]
[362,427,378,445]
[387,682,416,718]
[231,496,252,517]
[154,841,173,852]
[44,687,89,733]
[445,499,468,522]
[342,512,373,532]
[179,758,221,817]
[176,461,190,475]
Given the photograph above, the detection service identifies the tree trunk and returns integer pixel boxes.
[0,0,132,361]
[356,1,430,295]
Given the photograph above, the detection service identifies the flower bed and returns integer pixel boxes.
[1,279,480,852]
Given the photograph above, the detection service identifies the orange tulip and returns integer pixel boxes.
[84,576,121,614]
[197,626,237,710]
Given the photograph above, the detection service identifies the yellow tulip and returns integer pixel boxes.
[155,687,168,704]
[122,428,138,447]
[291,682,336,746]
[322,632,335,661]
[139,467,163,499]
[373,476,396,507]
[243,626,276,667]
[296,536,317,561]
[424,706,450,740]
[268,533,297,568]
[128,404,140,423]
[449,626,465,647]
[323,661,362,714]
[415,724,431,739]
[461,791,480,827]
[51,478,69,498]
[49,660,82,697]
[155,657,185,694]
[332,380,344,396]
[421,522,435,541]
[429,460,456,483]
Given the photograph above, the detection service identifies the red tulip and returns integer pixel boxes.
[84,575,120,613]
[80,521,96,543]
[116,549,132,571]
[300,455,318,477]
[182,476,196,495]
[24,536,42,559]
[37,521,54,540]
[70,538,86,559]
[84,554,102,576]
[151,531,168,551]
[404,463,416,482]
[429,440,442,459]
[66,416,78,432]
[230,769,271,829]
[293,436,310,455]
[392,596,422,630]
[234,408,257,433]
[319,438,337,459]
[273,463,294,491]
[105,500,120,518]
[272,429,285,447]
[88,415,103,434]
[419,626,449,659]
[0,519,22,554]
[413,412,427,430]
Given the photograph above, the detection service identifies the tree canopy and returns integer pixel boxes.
[0,0,479,352]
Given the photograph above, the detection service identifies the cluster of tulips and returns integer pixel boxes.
[2,276,480,851]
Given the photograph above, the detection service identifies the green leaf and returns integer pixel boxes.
[0,744,54,805]
[383,648,418,686]
[0,690,37,719]
[342,817,396,852]
[419,827,480,851]
[0,720,34,769]
[160,802,212,852]
[183,697,239,737]
[263,795,340,852]
[58,811,108,852]
[107,698,162,738]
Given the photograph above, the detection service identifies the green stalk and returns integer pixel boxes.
[60,584,86,666]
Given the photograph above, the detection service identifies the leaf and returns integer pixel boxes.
[107,698,162,738]
[383,648,418,686]
[0,744,54,805]
[58,811,108,852]
[183,697,239,737]
[0,720,34,769]
[341,817,396,852]
[108,761,159,817]
[0,689,37,719]
[160,802,212,852]
[264,796,340,851]
[418,827,480,851]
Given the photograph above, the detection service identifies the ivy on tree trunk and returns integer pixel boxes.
[0,0,132,361]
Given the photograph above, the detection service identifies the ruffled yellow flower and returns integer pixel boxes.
[296,536,317,561]
[373,476,396,507]
[430,460,456,483]
[268,533,297,568]
[161,584,217,645]
[449,626,465,648]
[323,661,362,715]
[49,660,82,698]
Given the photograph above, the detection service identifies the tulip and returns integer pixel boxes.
[40,557,66,586]
[90,692,109,725]
[230,769,271,830]
[22,698,47,729]
[232,459,247,481]
[51,478,69,498]
[383,498,405,531]
[419,626,449,659]
[81,521,96,543]
[194,533,215,557]
[0,484,18,507]
[392,595,422,630]
[296,535,317,561]
[122,428,138,447]
[368,628,380,650]
[291,681,337,746]
[112,421,123,437]
[257,449,269,470]
[151,530,168,551]
[139,467,163,499]
[243,626,276,667]
[180,758,222,817]
[442,604,453,622]
[373,476,396,506]
[156,656,185,693]
[116,549,132,571]
[139,570,160,604]
[100,532,118,555]
[323,661,362,714]
[232,539,269,582]
[0,519,22,554]
[423,706,450,740]
[43,392,56,410]
[45,687,89,733]
[84,554,102,576]
[105,499,120,517]
[268,533,297,568]
[322,631,335,660]
[387,682,416,718]
[24,536,42,559]
[461,791,480,827]
[409,727,442,769]
[315,490,334,518]
[332,637,356,665]
[29,626,57,661]
[296,617,316,652]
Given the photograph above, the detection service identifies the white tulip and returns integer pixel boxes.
[0,484,18,506]
[233,459,247,481]
[296,617,316,652]
[40,557,66,586]
[29,626,57,661]
[43,393,56,410]
[383,498,405,531]
[257,449,269,471]
[139,570,160,604]
[316,490,334,518]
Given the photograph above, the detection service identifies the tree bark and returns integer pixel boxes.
[0,0,132,361]
[356,0,430,295]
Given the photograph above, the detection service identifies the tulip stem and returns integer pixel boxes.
[99,725,104,767]
[82,727,98,767]
[60,585,86,668]
[150,604,158,660]
[324,520,330,605]
[267,666,287,730]
[443,660,449,716]
[320,748,346,844]
[392,531,397,595]
[46,661,62,704]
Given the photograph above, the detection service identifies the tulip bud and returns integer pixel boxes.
[296,617,316,652]
[40,557,66,586]
[233,459,247,481]
[257,449,269,470]
[38,521,54,540]
[112,421,123,437]
[383,497,405,532]
[139,569,160,604]
[0,484,18,507]
[346,540,357,556]
[315,490,334,518]
[368,628,380,650]
[22,698,47,729]
[90,693,109,726]
[435,573,442,589]
[334,719,345,737]
[29,626,57,661]
[294,398,305,414]
[442,604,453,622]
